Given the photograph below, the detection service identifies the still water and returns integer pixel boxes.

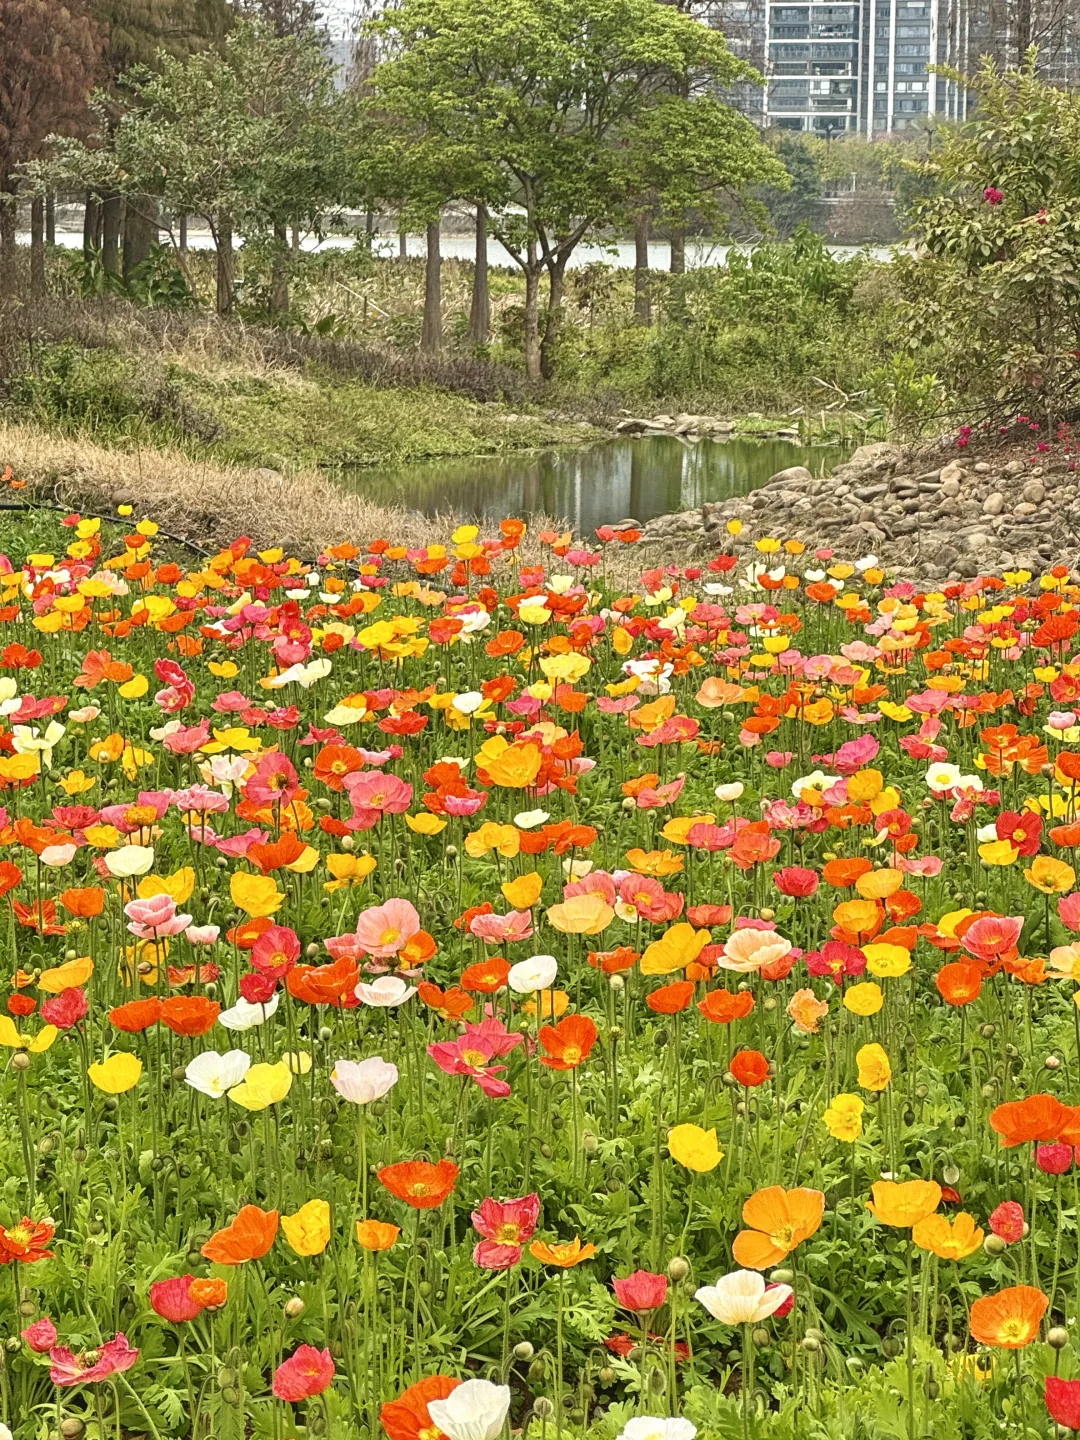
[343,434,850,535]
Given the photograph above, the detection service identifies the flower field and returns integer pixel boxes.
[2,502,1080,1440]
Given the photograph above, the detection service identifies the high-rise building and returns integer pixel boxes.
[706,0,1080,135]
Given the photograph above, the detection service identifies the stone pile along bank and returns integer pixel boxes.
[638,441,1080,580]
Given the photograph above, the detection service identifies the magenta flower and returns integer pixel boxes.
[471,1193,541,1269]
[1037,1143,1073,1175]
[428,1023,521,1098]
[50,1333,139,1386]
[805,941,866,986]
[984,185,1004,205]
[249,925,300,980]
[273,1344,335,1401]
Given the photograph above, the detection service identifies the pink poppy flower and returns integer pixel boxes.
[41,987,88,1030]
[273,1344,335,1401]
[125,893,192,940]
[613,1270,668,1313]
[22,1316,57,1351]
[50,1333,139,1386]
[245,752,299,809]
[350,899,421,959]
[150,1275,203,1323]
[344,771,413,822]
[468,910,534,944]
[471,1193,540,1270]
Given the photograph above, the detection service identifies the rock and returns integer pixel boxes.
[964,531,992,553]
[941,479,961,498]
[766,466,814,488]
[1023,480,1045,503]
[1013,502,1037,516]
[847,442,904,470]
[974,462,992,474]
[1005,460,1026,476]
[939,461,966,486]
[652,415,674,428]
[983,493,1005,516]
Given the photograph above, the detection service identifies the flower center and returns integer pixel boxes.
[380,927,401,947]
[495,1222,521,1243]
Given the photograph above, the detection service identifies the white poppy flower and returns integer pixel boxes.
[218,992,281,1032]
[185,1049,252,1098]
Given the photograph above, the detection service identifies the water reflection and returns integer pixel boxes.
[342,435,849,533]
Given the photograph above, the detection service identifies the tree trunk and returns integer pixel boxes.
[123,194,158,281]
[101,192,122,275]
[216,211,234,316]
[398,227,407,259]
[540,256,568,381]
[270,222,289,316]
[421,218,442,353]
[45,192,55,247]
[0,174,16,301]
[523,245,541,383]
[468,204,490,345]
[29,195,45,298]
[179,214,188,255]
[291,225,300,252]
[634,211,651,325]
[83,193,101,257]
[669,223,685,275]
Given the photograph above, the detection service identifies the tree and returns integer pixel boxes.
[0,0,102,295]
[369,0,771,380]
[760,133,821,239]
[47,19,350,314]
[896,53,1080,425]
[85,0,232,273]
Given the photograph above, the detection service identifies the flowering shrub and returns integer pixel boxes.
[0,503,1079,1437]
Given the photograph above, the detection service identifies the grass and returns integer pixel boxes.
[0,418,566,557]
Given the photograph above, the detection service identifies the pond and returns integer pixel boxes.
[342,433,852,534]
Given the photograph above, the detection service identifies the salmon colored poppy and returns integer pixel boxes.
[969,1285,1048,1348]
[201,1205,279,1265]
[732,1186,826,1269]
[378,1159,459,1209]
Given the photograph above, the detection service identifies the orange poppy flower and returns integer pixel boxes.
[732,1186,826,1269]
[59,886,105,918]
[698,988,755,1024]
[989,1094,1080,1147]
[646,980,696,1014]
[246,833,308,874]
[189,1277,228,1309]
[459,958,510,994]
[528,1236,597,1267]
[969,1285,1048,1349]
[287,957,359,1007]
[378,1159,459,1210]
[416,982,474,1019]
[588,946,639,974]
[935,962,982,1006]
[730,1049,770,1087]
[160,995,220,1037]
[110,997,163,1033]
[822,857,874,888]
[201,1205,280,1265]
[381,1376,462,1440]
[355,1219,400,1251]
[538,1014,599,1070]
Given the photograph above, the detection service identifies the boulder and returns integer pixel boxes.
[766,466,814,488]
[846,442,904,470]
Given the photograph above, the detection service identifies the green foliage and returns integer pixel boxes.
[761,135,823,240]
[897,51,1080,423]
[863,355,943,440]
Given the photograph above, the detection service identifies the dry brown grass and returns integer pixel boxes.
[0,420,566,559]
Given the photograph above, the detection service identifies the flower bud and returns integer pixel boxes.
[513,1341,534,1361]
[1048,1326,1069,1349]
[284,1297,305,1318]
[10,1053,30,1072]
[667,1257,690,1281]
[983,1234,1006,1256]
[752,1328,771,1348]
[533,1398,555,1419]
